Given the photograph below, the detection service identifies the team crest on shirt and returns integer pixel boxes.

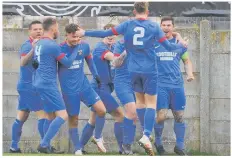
[78,50,82,55]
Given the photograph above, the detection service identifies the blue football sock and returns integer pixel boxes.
[69,128,81,151]
[174,122,186,150]
[80,122,95,148]
[94,116,105,139]
[38,119,46,140]
[43,119,53,136]
[123,117,134,145]
[40,116,65,147]
[114,122,124,152]
[11,119,24,150]
[154,121,164,146]
[136,108,146,132]
[144,108,156,137]
[131,124,136,143]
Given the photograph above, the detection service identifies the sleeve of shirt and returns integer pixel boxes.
[94,44,111,61]
[112,21,128,35]
[52,44,78,67]
[85,29,114,38]
[19,42,32,57]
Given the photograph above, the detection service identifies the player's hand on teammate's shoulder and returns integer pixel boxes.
[112,51,127,68]
[187,74,194,82]
[181,37,189,48]
[76,27,85,37]
[32,39,39,49]
[174,32,189,48]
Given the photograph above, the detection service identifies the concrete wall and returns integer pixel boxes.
[2,16,231,155]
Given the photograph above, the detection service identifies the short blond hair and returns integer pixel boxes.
[103,24,115,30]
[134,2,149,13]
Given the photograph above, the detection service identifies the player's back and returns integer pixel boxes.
[33,37,59,89]
[123,19,157,73]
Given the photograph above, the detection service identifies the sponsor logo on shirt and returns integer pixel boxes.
[68,60,82,69]
[156,52,177,61]
[78,50,83,55]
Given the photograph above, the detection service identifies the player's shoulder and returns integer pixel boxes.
[80,40,90,47]
[22,39,32,46]
[59,41,67,47]
[95,41,106,48]
[20,39,32,52]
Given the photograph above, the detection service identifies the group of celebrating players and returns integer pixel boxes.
[9,2,194,156]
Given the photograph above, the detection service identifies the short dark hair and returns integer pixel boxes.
[29,20,42,30]
[42,17,57,31]
[161,16,174,25]
[65,23,79,33]
[134,2,149,13]
[103,24,115,30]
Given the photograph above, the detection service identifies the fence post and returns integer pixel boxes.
[199,20,211,153]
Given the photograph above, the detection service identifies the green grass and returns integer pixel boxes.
[3,151,218,156]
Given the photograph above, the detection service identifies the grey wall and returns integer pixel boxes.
[2,16,231,155]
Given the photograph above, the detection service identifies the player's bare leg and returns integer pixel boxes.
[92,100,106,117]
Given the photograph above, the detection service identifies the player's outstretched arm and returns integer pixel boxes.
[155,24,187,51]
[77,22,126,38]
[76,27,114,38]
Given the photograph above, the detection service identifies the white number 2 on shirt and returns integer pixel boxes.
[35,45,42,62]
[133,27,145,45]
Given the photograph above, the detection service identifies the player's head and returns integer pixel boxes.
[65,23,81,46]
[160,16,174,37]
[42,17,59,39]
[103,24,116,45]
[28,20,43,39]
[133,2,149,16]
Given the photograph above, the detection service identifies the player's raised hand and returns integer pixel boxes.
[187,74,194,82]
[182,37,189,47]
[174,32,189,48]
[76,27,85,37]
